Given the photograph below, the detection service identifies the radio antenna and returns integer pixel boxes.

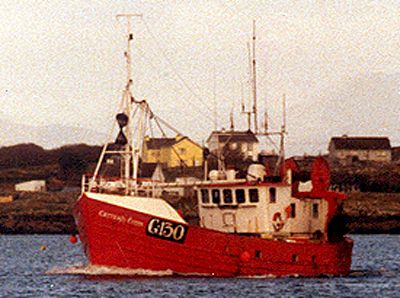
[251,20,258,133]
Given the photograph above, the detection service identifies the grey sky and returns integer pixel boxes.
[0,1,399,155]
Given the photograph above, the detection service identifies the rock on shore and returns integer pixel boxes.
[342,192,400,234]
[0,191,77,234]
[0,191,399,234]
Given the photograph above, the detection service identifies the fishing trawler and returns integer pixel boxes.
[73,15,352,277]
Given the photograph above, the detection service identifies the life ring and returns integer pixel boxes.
[272,212,284,232]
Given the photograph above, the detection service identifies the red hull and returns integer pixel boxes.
[74,193,353,277]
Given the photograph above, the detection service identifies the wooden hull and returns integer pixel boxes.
[74,193,353,277]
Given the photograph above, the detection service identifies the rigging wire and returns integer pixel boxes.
[141,19,217,122]
[152,114,188,168]
[152,114,186,137]
[132,41,212,133]
[266,135,280,152]
[145,104,228,169]
[91,87,133,181]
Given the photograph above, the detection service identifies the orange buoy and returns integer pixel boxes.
[240,251,251,262]
[69,234,78,244]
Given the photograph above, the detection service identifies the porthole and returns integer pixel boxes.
[255,250,262,259]
[292,254,298,263]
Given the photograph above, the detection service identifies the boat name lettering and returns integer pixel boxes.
[98,210,143,227]
[146,218,188,243]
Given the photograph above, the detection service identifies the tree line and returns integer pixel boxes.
[0,143,101,185]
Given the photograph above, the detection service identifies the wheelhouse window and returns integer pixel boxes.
[269,187,276,203]
[200,189,209,204]
[312,203,319,218]
[211,189,220,204]
[235,189,245,204]
[223,189,233,204]
[249,189,259,203]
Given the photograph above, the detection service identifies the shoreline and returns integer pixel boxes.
[0,191,399,234]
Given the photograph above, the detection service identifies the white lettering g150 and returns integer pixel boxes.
[146,218,187,243]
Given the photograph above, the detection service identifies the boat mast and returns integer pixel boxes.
[117,13,143,193]
[248,21,287,176]
[213,65,218,131]
[244,43,252,131]
[277,94,286,175]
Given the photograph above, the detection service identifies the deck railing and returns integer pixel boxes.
[81,175,165,197]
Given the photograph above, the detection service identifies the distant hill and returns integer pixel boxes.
[0,119,107,149]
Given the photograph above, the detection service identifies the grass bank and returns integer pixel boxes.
[0,191,399,234]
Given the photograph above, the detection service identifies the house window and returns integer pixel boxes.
[290,203,296,218]
[211,189,220,204]
[229,142,238,150]
[200,189,209,204]
[269,187,276,203]
[236,189,245,204]
[312,203,319,218]
[223,189,233,204]
[249,189,259,203]
[178,148,186,155]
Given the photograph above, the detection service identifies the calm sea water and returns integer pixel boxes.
[0,235,399,297]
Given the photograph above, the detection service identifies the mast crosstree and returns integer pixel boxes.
[90,14,144,194]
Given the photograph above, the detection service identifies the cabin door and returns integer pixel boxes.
[222,211,237,233]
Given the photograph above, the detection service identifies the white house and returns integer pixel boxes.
[328,136,392,164]
[15,180,46,192]
[206,130,259,161]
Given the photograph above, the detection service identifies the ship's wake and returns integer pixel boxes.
[349,268,398,278]
[47,265,393,279]
[46,264,174,277]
